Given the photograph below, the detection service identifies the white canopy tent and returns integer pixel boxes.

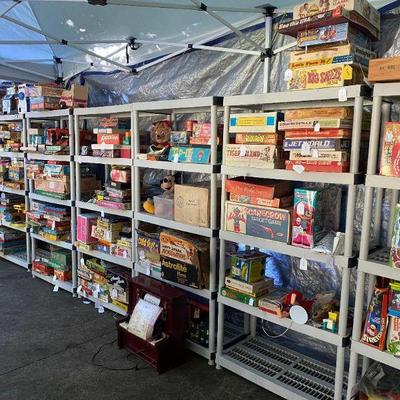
[0,0,394,88]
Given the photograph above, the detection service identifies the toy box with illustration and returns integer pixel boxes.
[235,133,282,145]
[289,43,375,69]
[285,107,353,120]
[229,112,283,133]
[225,201,291,243]
[296,22,370,48]
[289,150,349,162]
[224,276,272,297]
[229,193,293,208]
[137,225,161,269]
[380,122,400,177]
[284,128,352,139]
[228,250,266,283]
[286,160,350,172]
[77,213,99,244]
[224,144,284,168]
[220,286,263,307]
[292,186,341,249]
[389,204,400,269]
[386,317,400,356]
[168,146,212,164]
[174,184,209,227]
[283,138,351,151]
[278,118,352,130]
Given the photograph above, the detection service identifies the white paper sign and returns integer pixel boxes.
[284,69,292,81]
[300,258,308,271]
[338,87,347,102]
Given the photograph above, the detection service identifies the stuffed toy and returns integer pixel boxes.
[148,120,171,159]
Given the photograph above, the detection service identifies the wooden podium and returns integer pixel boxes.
[116,275,187,373]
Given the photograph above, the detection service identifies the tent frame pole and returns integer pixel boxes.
[0,60,55,80]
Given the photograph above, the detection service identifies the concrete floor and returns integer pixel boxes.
[0,260,282,400]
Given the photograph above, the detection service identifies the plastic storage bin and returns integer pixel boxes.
[154,195,174,220]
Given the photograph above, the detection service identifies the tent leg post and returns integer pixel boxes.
[263,12,273,94]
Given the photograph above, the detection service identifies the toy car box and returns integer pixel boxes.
[225,201,291,243]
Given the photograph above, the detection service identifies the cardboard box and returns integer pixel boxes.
[283,138,351,151]
[96,133,125,145]
[296,22,370,47]
[368,57,400,82]
[60,85,88,108]
[110,168,131,183]
[285,107,352,121]
[30,96,60,111]
[174,184,209,227]
[224,144,283,168]
[278,119,352,130]
[136,225,161,267]
[292,0,380,29]
[288,64,361,91]
[26,84,63,98]
[159,230,209,269]
[225,276,271,296]
[225,177,291,200]
[284,128,352,139]
[380,122,400,176]
[161,256,208,289]
[229,112,282,133]
[54,269,72,281]
[229,250,266,283]
[390,204,400,268]
[220,286,262,307]
[34,177,70,195]
[229,193,293,208]
[289,150,349,162]
[235,133,282,145]
[168,146,212,164]
[77,213,98,244]
[225,201,291,243]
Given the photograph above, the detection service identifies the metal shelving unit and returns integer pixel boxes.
[74,104,135,309]
[26,109,77,292]
[132,96,222,365]
[347,83,400,398]
[0,113,30,269]
[216,85,369,400]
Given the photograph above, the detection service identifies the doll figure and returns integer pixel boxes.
[148,120,172,158]
[160,174,175,193]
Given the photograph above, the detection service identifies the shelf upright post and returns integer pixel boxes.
[130,107,135,275]
[74,114,81,205]
[22,115,31,268]
[263,7,273,94]
[133,109,140,277]
[346,94,383,399]
[216,104,230,369]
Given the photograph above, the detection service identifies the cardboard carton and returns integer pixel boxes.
[235,133,282,145]
[60,84,88,108]
[229,112,282,133]
[174,184,209,227]
[285,107,352,120]
[77,213,98,244]
[224,144,284,168]
[368,57,400,82]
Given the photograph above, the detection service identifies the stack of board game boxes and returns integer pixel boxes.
[221,250,273,307]
[277,0,379,90]
[0,193,25,227]
[32,247,72,281]
[224,112,284,168]
[224,178,292,243]
[0,159,24,190]
[0,227,25,255]
[88,117,131,158]
[0,122,23,153]
[27,127,69,155]
[279,107,354,172]
[27,201,71,243]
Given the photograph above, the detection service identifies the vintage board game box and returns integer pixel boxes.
[386,316,400,356]
[168,146,212,164]
[220,286,262,307]
[284,107,352,120]
[229,112,283,133]
[229,193,293,208]
[224,144,283,168]
[161,256,208,289]
[96,133,125,145]
[288,64,361,91]
[290,43,375,69]
[292,0,380,30]
[296,22,371,48]
[225,177,291,199]
[380,122,400,176]
[225,201,291,243]
[225,276,271,297]
[368,57,400,82]
[235,133,282,145]
[279,119,352,130]
[283,138,351,151]
[137,227,161,267]
[289,150,349,162]
[284,128,352,139]
[229,250,266,283]
[30,96,60,111]
[174,184,210,228]
[292,187,340,249]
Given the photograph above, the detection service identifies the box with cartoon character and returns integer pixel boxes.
[224,201,291,243]
[292,186,341,249]
[390,204,400,269]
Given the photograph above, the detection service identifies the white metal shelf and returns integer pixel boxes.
[1,252,29,269]
[366,174,400,190]
[135,211,216,238]
[0,186,25,196]
[31,232,73,250]
[29,192,72,207]
[0,152,25,159]
[77,247,133,268]
[220,231,351,268]
[76,200,132,218]
[135,261,214,300]
[219,295,345,347]
[373,82,400,98]
[1,220,27,233]
[76,156,132,166]
[27,153,71,162]
[0,114,23,121]
[186,339,210,359]
[32,271,74,293]
[26,109,72,119]
[221,166,360,185]
[133,96,222,112]
[351,340,400,370]
[74,104,132,116]
[79,292,127,315]
[357,248,400,281]
[134,158,216,173]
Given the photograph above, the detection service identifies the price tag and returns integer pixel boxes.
[111,288,118,299]
[293,164,305,174]
[284,69,292,81]
[173,153,179,163]
[101,211,105,218]
[53,285,59,292]
[338,87,347,102]
[300,142,311,156]
[297,202,305,215]
[311,149,319,158]
[300,258,308,271]
[387,132,393,143]
[53,275,57,282]
[194,308,200,319]
[93,290,99,299]
[98,305,105,314]
[239,145,246,157]
[314,122,320,132]
[249,298,254,306]
[80,257,85,266]
[77,285,82,294]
